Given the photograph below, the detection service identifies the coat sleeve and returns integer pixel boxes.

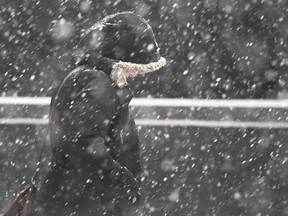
[68,69,139,198]
[71,69,118,138]
[68,69,120,170]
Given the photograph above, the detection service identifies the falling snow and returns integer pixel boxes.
[1,0,288,216]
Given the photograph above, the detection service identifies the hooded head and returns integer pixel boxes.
[73,12,166,87]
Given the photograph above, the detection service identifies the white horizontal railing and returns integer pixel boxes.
[0,97,51,105]
[0,118,49,125]
[0,118,287,128]
[131,98,288,108]
[1,97,288,108]
[0,97,288,128]
[135,119,288,128]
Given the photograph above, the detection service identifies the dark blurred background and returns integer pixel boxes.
[1,0,288,215]
[1,0,288,98]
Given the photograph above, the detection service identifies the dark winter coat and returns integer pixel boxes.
[31,11,165,216]
[31,63,141,216]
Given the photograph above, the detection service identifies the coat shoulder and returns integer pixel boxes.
[71,67,116,96]
[72,66,113,85]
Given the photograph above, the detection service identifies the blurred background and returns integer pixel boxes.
[1,0,288,99]
[1,0,288,215]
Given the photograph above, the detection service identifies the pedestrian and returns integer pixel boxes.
[31,12,166,216]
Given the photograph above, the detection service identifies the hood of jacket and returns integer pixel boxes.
[70,12,166,88]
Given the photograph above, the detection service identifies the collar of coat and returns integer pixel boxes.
[110,57,166,88]
[73,52,166,88]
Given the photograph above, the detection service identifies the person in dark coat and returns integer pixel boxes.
[31,12,166,216]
